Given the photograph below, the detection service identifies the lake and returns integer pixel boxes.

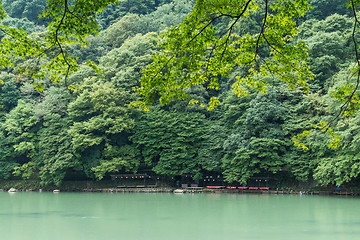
[1,192,359,240]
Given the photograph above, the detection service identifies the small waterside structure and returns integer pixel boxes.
[110,174,159,189]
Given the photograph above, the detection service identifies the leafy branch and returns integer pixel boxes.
[137,0,312,109]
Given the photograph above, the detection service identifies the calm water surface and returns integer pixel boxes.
[0,192,359,240]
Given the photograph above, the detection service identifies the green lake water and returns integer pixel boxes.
[1,192,359,240]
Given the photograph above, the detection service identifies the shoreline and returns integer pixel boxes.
[1,187,358,196]
[0,180,357,196]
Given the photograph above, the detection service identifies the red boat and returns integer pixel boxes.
[206,186,223,189]
[248,187,259,190]
[238,187,248,190]
[226,187,237,189]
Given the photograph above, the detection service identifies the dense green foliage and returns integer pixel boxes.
[0,0,360,188]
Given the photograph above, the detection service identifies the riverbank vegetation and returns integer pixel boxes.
[0,0,359,189]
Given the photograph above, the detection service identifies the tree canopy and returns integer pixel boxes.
[0,0,360,188]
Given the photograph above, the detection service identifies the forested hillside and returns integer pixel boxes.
[0,0,358,188]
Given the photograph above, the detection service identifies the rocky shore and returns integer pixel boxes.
[1,187,358,197]
[0,180,358,196]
